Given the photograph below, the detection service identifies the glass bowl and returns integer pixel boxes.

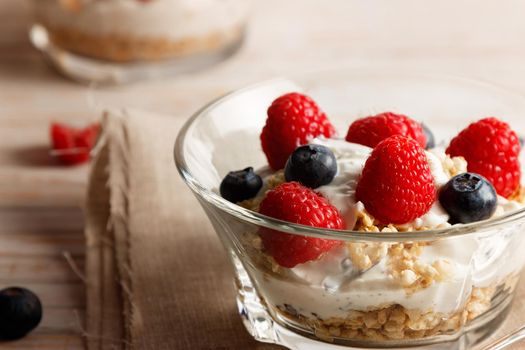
[29,0,250,84]
[174,72,525,350]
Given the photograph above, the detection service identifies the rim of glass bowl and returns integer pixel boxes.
[174,70,525,243]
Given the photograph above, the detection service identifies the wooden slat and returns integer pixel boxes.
[0,334,84,350]
[0,256,84,283]
[38,308,85,333]
[0,233,84,258]
[0,206,84,234]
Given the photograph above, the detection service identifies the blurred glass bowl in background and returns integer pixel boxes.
[29,0,251,84]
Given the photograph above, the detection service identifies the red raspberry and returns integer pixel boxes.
[50,122,100,165]
[261,93,336,170]
[356,135,436,224]
[446,117,521,198]
[345,112,426,148]
[259,182,343,268]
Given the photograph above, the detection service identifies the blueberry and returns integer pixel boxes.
[0,287,42,340]
[519,136,524,149]
[439,172,497,224]
[421,123,435,149]
[284,144,337,189]
[220,167,262,203]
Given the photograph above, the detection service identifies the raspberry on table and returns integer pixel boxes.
[355,135,436,224]
[50,122,100,165]
[345,112,426,149]
[258,182,343,268]
[260,92,336,170]
[446,117,521,198]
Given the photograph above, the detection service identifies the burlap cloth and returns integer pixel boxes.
[84,109,283,350]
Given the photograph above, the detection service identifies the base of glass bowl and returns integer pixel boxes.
[234,253,513,350]
[29,24,244,85]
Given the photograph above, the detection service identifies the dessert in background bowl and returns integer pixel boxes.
[33,0,249,62]
[175,72,525,349]
[30,0,251,83]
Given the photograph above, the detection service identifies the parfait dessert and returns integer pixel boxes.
[32,0,250,62]
[218,92,525,343]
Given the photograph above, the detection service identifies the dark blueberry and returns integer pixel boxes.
[519,136,524,149]
[284,144,337,189]
[439,172,497,224]
[421,123,435,149]
[0,287,42,340]
[220,167,262,203]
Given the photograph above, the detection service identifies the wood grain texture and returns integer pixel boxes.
[0,0,524,348]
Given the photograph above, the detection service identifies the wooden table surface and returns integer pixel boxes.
[1,1,525,349]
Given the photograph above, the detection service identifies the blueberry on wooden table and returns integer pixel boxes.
[285,144,337,189]
[439,172,497,224]
[0,287,42,340]
[220,167,263,203]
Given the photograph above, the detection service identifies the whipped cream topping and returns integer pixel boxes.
[426,149,451,187]
[402,203,450,229]
[494,196,523,216]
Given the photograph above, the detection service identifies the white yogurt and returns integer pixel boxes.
[426,149,451,187]
[400,202,450,230]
